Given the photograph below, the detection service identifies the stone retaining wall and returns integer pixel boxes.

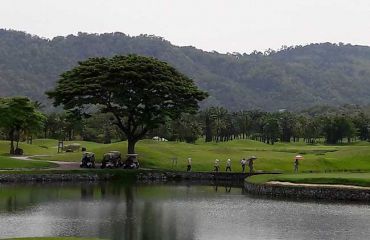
[137,171,249,181]
[0,171,250,183]
[244,181,370,201]
[0,173,115,183]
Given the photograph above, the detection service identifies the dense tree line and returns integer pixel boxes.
[2,100,369,150]
[3,29,370,111]
[151,105,370,145]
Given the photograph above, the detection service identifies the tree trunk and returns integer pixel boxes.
[9,129,15,155]
[15,128,20,150]
[68,130,72,141]
[205,116,212,142]
[127,139,137,154]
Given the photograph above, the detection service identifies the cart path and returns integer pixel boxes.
[10,155,88,170]
[267,181,370,190]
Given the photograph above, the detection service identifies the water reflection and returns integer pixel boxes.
[0,182,201,240]
[0,182,369,240]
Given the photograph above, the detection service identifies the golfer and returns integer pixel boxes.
[294,159,299,173]
[248,157,256,174]
[241,158,247,173]
[214,159,220,172]
[187,157,192,172]
[226,158,232,172]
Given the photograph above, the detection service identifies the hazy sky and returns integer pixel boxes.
[1,0,370,53]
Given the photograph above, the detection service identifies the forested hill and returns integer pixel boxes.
[1,29,370,111]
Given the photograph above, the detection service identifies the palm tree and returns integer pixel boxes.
[209,107,229,142]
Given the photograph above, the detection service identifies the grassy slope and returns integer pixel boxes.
[0,155,55,169]
[1,138,370,173]
[2,139,370,189]
[247,173,370,187]
[0,140,58,169]
[2,138,366,173]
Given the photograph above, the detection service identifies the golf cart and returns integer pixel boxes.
[101,151,122,169]
[80,152,96,168]
[123,154,140,169]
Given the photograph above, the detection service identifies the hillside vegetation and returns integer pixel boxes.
[2,29,370,111]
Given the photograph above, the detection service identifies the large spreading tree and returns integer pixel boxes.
[47,55,208,154]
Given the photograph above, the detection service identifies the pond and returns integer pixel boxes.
[0,182,369,240]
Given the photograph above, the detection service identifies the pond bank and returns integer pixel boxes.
[244,180,370,201]
[0,170,259,183]
[4,170,370,202]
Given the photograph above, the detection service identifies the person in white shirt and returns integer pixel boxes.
[241,158,247,173]
[214,159,220,172]
[226,158,232,172]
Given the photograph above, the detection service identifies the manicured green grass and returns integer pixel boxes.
[32,139,337,172]
[2,138,370,173]
[0,140,57,156]
[247,173,370,187]
[0,156,56,169]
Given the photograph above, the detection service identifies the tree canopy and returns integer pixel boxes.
[47,54,208,153]
[0,97,45,154]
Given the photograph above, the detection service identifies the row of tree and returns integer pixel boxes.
[151,107,370,145]
[1,97,370,155]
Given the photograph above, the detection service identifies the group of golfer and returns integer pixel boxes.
[186,156,302,173]
[186,156,256,173]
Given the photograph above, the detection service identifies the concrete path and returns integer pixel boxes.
[11,155,84,170]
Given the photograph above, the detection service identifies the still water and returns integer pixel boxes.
[0,182,369,240]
